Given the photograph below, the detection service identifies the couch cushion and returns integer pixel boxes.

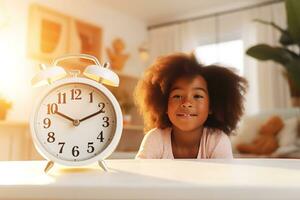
[231,108,300,153]
[277,117,299,147]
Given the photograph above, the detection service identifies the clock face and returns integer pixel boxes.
[33,82,117,163]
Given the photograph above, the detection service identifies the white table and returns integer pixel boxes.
[0,159,300,200]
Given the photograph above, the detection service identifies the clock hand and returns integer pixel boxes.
[79,109,105,122]
[55,110,76,122]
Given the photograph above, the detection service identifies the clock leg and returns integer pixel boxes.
[44,161,54,173]
[98,160,108,171]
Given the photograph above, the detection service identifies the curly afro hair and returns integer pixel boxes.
[134,53,248,135]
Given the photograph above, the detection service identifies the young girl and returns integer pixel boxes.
[134,53,247,159]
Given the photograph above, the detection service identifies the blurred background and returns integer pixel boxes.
[0,0,299,160]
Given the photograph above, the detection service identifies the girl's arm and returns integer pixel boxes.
[135,129,163,159]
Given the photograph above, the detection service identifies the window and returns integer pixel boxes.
[194,40,244,75]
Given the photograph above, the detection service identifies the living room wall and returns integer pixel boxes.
[0,0,148,121]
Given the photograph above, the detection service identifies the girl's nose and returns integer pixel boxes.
[181,97,192,108]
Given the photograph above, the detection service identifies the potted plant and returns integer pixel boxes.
[0,95,12,120]
[111,90,134,124]
[246,0,300,105]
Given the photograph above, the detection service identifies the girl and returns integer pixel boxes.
[134,53,247,159]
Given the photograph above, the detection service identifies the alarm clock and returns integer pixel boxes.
[30,54,123,173]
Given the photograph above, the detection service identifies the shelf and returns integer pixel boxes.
[123,124,143,131]
[0,120,29,127]
[114,70,140,79]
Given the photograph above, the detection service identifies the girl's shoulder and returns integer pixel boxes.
[135,128,172,159]
[204,127,233,158]
[145,127,171,140]
[204,127,231,148]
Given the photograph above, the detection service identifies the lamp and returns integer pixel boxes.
[138,41,149,62]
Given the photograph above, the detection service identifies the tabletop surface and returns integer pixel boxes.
[0,159,300,200]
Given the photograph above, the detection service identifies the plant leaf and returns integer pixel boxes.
[253,19,295,46]
[279,30,295,46]
[254,19,285,33]
[246,44,294,65]
[286,0,300,43]
[285,59,300,91]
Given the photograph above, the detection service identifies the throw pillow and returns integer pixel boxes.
[277,117,299,147]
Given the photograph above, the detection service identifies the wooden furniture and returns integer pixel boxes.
[108,72,144,153]
[0,159,300,200]
[0,121,42,160]
[0,71,143,161]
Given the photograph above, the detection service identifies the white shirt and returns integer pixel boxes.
[136,127,233,159]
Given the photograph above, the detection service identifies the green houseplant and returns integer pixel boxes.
[246,0,300,98]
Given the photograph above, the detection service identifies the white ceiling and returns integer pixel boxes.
[96,0,270,26]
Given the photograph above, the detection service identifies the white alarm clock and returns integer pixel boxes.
[30,54,123,173]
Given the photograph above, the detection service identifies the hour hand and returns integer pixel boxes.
[55,110,75,122]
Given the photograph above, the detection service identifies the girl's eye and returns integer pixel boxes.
[194,94,203,99]
[172,94,181,99]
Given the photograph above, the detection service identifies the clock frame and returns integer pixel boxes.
[30,77,123,170]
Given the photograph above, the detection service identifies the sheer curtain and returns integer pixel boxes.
[148,1,291,115]
[148,24,186,60]
[242,2,291,114]
[149,17,216,60]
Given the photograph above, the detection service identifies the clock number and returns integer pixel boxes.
[89,92,93,103]
[47,132,55,143]
[43,118,51,129]
[72,146,80,157]
[97,131,104,142]
[98,103,106,113]
[58,142,65,153]
[47,103,58,114]
[58,92,66,104]
[102,116,109,127]
[71,89,82,100]
[87,142,95,153]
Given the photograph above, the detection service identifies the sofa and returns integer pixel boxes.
[231,107,300,158]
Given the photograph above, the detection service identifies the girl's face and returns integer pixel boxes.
[167,75,209,132]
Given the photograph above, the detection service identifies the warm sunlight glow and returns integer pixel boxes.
[0,36,19,99]
[0,1,34,121]
[0,162,54,185]
[0,1,9,28]
[195,40,244,75]
[0,24,26,100]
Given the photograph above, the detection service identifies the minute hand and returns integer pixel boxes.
[79,110,105,122]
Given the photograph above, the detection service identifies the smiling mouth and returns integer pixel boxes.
[176,113,198,117]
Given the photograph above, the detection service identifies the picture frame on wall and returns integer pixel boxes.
[27,4,102,71]
[27,4,71,62]
[76,20,101,58]
[61,19,102,70]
